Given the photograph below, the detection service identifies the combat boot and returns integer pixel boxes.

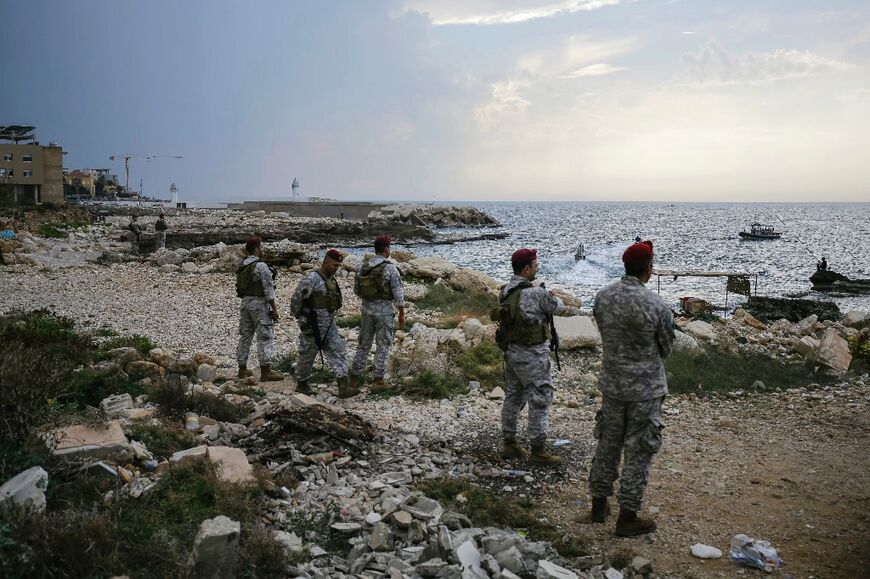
[590,497,610,523]
[500,438,529,460]
[348,373,364,390]
[529,445,562,465]
[614,509,657,537]
[237,365,252,379]
[370,378,391,393]
[295,380,315,395]
[337,376,361,399]
[259,365,284,382]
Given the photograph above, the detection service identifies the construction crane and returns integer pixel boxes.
[109,153,182,204]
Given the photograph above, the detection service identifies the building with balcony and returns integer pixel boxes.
[0,125,64,205]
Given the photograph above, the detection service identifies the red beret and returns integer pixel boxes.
[374,235,391,247]
[325,249,344,262]
[622,240,654,267]
[245,236,262,253]
[511,248,537,266]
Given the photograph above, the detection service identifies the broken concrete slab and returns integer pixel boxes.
[100,393,134,419]
[48,420,133,462]
[402,495,444,521]
[814,328,852,374]
[842,310,869,328]
[369,522,395,551]
[684,320,717,341]
[552,315,601,349]
[795,335,820,357]
[206,447,254,483]
[536,560,578,579]
[0,466,48,514]
[455,539,482,570]
[673,330,703,355]
[191,515,240,579]
[794,314,819,336]
[486,387,505,400]
[170,445,209,467]
[196,363,217,383]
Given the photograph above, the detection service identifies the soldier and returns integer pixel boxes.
[588,240,675,537]
[128,215,141,254]
[155,212,168,249]
[235,236,284,382]
[290,249,360,398]
[496,248,578,465]
[349,235,405,392]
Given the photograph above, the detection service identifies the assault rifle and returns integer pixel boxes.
[540,282,561,371]
[303,308,325,364]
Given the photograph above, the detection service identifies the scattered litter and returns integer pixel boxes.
[0,230,16,240]
[552,439,572,448]
[691,543,723,559]
[185,412,200,431]
[730,534,782,572]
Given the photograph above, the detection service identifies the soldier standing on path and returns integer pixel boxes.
[588,240,675,537]
[155,212,168,249]
[128,215,141,254]
[290,249,360,399]
[349,235,405,393]
[496,248,579,465]
[236,236,284,382]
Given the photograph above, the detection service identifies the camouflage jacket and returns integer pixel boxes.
[593,275,675,401]
[239,255,276,304]
[500,275,572,358]
[354,256,405,316]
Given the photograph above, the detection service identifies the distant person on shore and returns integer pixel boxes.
[127,215,141,254]
[349,235,405,393]
[494,248,579,465]
[634,235,642,243]
[290,249,359,399]
[235,236,283,382]
[155,212,168,249]
[588,240,675,537]
[817,256,828,271]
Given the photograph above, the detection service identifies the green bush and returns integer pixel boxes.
[402,369,467,400]
[126,423,199,459]
[415,284,496,326]
[335,314,362,328]
[150,380,246,422]
[98,334,156,356]
[274,351,297,374]
[458,342,504,391]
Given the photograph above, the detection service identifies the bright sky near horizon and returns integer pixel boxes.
[2,1,868,202]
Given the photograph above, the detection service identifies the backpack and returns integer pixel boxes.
[236,260,264,298]
[356,262,393,300]
[491,282,550,351]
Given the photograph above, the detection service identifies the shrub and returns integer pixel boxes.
[126,423,199,459]
[402,370,467,400]
[150,380,246,422]
[335,314,361,328]
[458,342,504,391]
[99,334,156,356]
[415,284,496,326]
[274,351,297,374]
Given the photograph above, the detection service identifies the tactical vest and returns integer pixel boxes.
[306,272,342,313]
[236,259,272,298]
[492,282,551,351]
[357,261,393,300]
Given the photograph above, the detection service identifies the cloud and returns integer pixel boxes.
[682,41,853,86]
[404,0,621,26]
[474,79,532,130]
[560,63,625,78]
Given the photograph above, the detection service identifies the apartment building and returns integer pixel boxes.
[0,125,64,205]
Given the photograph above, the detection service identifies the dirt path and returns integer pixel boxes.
[538,386,870,578]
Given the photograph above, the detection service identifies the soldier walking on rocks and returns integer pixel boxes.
[290,249,360,398]
[127,215,141,254]
[236,236,284,382]
[155,212,168,249]
[588,240,675,537]
[495,248,578,465]
[349,235,405,393]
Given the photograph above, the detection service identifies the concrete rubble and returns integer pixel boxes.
[192,515,241,579]
[0,466,49,514]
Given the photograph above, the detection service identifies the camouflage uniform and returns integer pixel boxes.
[589,275,675,512]
[155,217,168,249]
[290,271,348,380]
[500,275,575,447]
[351,256,404,379]
[129,221,141,254]
[236,256,276,367]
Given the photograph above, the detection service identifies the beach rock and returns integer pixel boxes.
[207,447,254,482]
[553,316,601,349]
[369,522,395,551]
[673,330,704,354]
[406,256,457,280]
[448,268,500,296]
[196,363,217,383]
[0,466,48,514]
[690,543,723,559]
[685,320,717,341]
[536,560,578,579]
[149,347,178,368]
[795,336,820,357]
[461,318,487,344]
[630,557,653,574]
[814,328,852,374]
[181,261,200,274]
[487,387,505,400]
[794,314,818,336]
[100,393,134,419]
[48,420,133,462]
[842,310,869,328]
[192,515,240,579]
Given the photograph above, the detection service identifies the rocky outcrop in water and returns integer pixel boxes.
[368,204,501,228]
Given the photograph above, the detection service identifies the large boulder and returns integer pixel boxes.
[0,466,48,514]
[552,316,601,349]
[842,310,869,328]
[192,515,241,579]
[673,330,703,354]
[446,268,500,296]
[684,320,717,341]
[813,328,852,374]
[404,256,457,280]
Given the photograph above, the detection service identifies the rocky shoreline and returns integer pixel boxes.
[1,209,868,578]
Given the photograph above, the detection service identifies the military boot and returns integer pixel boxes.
[529,445,562,465]
[590,497,610,523]
[295,379,315,395]
[614,509,657,537]
[259,365,284,382]
[237,365,252,379]
[370,378,391,393]
[501,438,529,460]
[337,376,361,399]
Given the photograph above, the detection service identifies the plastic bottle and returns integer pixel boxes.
[729,534,782,572]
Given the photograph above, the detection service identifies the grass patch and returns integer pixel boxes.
[36,220,90,239]
[416,477,589,558]
[98,334,157,356]
[335,314,362,329]
[274,351,297,374]
[848,334,870,374]
[126,423,199,460]
[665,344,834,394]
[150,380,247,422]
[458,342,504,391]
[285,502,347,557]
[415,284,496,326]
[400,370,467,400]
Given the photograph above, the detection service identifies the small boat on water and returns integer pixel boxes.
[574,243,586,260]
[739,223,782,240]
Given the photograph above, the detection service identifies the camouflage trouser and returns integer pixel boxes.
[588,396,664,512]
[501,349,554,447]
[236,300,275,367]
[297,322,348,380]
[130,237,139,254]
[156,231,166,249]
[351,313,395,379]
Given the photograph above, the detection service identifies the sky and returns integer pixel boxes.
[2,0,869,203]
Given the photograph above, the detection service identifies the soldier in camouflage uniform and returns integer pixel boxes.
[155,212,168,249]
[350,235,405,393]
[128,215,142,254]
[496,248,579,465]
[588,240,675,537]
[290,249,359,399]
[236,237,284,382]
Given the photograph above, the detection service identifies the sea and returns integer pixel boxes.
[395,202,870,312]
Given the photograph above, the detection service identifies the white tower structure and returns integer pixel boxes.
[291,177,300,199]
[170,182,179,206]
